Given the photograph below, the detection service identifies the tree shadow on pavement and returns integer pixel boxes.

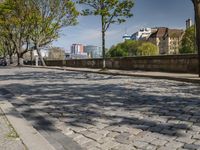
[0,69,200,140]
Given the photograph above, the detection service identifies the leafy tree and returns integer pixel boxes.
[29,0,78,66]
[0,0,78,66]
[191,0,200,77]
[107,45,128,57]
[0,40,6,57]
[137,42,158,56]
[0,0,31,65]
[78,0,134,68]
[107,40,158,57]
[0,37,15,63]
[180,26,196,54]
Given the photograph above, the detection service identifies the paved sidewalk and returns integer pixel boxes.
[26,66,200,84]
[0,107,25,150]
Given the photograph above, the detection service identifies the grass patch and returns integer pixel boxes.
[6,124,19,139]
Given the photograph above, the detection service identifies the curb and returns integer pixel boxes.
[0,100,56,150]
[23,65,200,84]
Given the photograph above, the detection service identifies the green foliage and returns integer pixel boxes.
[78,0,134,31]
[137,43,158,56]
[0,43,5,56]
[180,26,196,54]
[107,45,128,57]
[107,40,158,57]
[29,0,78,46]
[0,0,78,65]
[78,0,134,68]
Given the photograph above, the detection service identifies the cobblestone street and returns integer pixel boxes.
[0,67,200,150]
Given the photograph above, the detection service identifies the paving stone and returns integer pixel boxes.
[194,140,200,145]
[157,146,179,150]
[112,144,136,150]
[148,126,163,132]
[74,135,92,145]
[97,137,114,144]
[115,132,131,144]
[192,126,200,132]
[129,128,143,135]
[137,134,157,142]
[192,134,200,140]
[81,140,101,149]
[100,141,120,150]
[176,137,196,144]
[94,130,109,137]
[70,126,87,133]
[62,128,74,135]
[106,132,119,138]
[150,139,168,146]
[104,126,119,132]
[132,124,150,130]
[160,129,177,136]
[132,141,149,149]
[84,132,104,142]
[88,147,102,150]
[89,128,101,132]
[144,144,157,150]
[183,144,200,150]
[165,141,184,149]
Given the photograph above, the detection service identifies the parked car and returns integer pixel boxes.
[0,57,7,66]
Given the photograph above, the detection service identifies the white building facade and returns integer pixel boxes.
[131,28,153,40]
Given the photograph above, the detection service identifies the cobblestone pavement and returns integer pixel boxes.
[0,107,25,150]
[0,67,200,150]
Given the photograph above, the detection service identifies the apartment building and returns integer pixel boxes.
[148,27,184,54]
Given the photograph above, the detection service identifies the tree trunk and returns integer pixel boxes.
[36,48,46,66]
[101,15,106,69]
[17,53,20,66]
[31,50,33,65]
[193,0,200,77]
[17,52,24,66]
[9,55,13,64]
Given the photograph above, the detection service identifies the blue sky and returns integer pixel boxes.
[53,0,194,51]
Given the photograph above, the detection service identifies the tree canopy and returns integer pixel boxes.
[78,0,134,68]
[107,40,158,57]
[180,25,196,54]
[0,0,78,65]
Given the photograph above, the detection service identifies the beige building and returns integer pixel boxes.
[47,47,65,60]
[148,27,184,54]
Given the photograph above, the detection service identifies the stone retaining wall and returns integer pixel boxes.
[45,54,198,73]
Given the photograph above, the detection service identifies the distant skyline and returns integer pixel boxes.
[53,0,194,51]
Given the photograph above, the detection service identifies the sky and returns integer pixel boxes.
[53,0,194,51]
